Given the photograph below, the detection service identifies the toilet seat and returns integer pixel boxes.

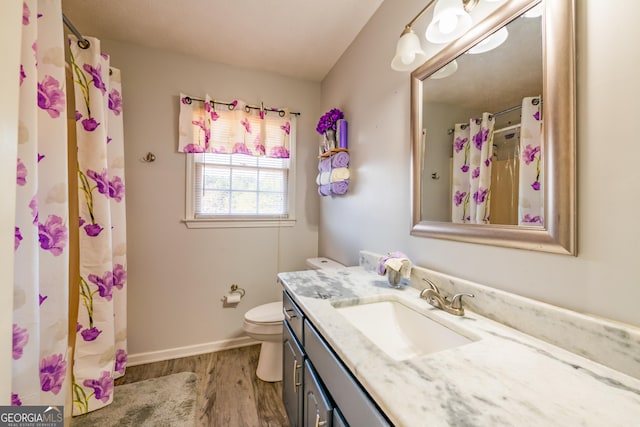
[244,301,284,324]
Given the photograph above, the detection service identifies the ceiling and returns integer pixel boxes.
[61,0,385,82]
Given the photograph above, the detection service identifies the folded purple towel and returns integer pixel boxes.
[331,151,350,168]
[330,179,349,195]
[318,157,331,172]
[318,184,332,196]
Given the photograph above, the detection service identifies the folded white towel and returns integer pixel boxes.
[384,257,412,279]
[316,172,331,185]
[330,167,350,183]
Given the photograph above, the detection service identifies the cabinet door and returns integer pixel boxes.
[303,360,333,427]
[283,323,304,427]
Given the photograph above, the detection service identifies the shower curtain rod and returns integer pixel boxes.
[183,96,301,117]
[493,98,542,118]
[63,14,90,49]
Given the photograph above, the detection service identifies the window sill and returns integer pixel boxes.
[183,218,296,229]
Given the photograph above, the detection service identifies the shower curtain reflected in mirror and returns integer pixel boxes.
[450,96,543,225]
[451,113,495,224]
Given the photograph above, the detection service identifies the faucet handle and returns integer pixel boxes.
[450,293,474,310]
[421,278,440,294]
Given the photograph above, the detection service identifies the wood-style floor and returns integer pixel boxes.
[115,344,290,427]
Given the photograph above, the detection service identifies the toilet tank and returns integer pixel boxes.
[306,257,345,270]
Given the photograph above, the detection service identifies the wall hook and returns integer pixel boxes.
[141,152,156,162]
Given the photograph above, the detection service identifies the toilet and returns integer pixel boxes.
[243,257,345,382]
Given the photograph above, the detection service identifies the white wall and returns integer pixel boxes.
[100,40,320,356]
[0,0,22,405]
[320,0,640,327]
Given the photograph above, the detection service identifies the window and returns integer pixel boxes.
[182,99,296,228]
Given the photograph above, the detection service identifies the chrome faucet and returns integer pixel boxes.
[419,279,474,316]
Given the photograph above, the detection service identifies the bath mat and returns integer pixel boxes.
[71,372,197,427]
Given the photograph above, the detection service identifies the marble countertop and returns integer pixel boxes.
[278,266,640,427]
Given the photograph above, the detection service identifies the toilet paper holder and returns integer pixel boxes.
[221,284,246,305]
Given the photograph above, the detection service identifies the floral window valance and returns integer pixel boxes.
[178,94,292,158]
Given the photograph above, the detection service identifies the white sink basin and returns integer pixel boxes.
[335,300,475,361]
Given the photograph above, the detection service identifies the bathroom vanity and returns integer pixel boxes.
[279,251,640,426]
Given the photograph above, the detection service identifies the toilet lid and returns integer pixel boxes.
[245,301,284,323]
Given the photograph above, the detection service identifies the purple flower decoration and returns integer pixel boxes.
[269,146,290,158]
[254,137,266,156]
[37,75,65,119]
[75,110,82,121]
[16,159,27,186]
[522,214,542,224]
[233,143,251,155]
[472,167,480,179]
[107,136,112,144]
[113,264,127,290]
[473,187,489,204]
[12,393,21,406]
[82,63,106,94]
[485,158,491,167]
[38,215,67,256]
[473,127,489,150]
[453,136,467,153]
[231,100,238,108]
[531,180,541,191]
[13,324,29,360]
[82,117,100,132]
[14,227,22,251]
[76,323,83,332]
[79,217,86,227]
[183,144,205,153]
[211,111,219,121]
[522,144,540,165]
[533,111,541,121]
[280,122,291,135]
[461,165,469,173]
[29,196,38,224]
[39,294,48,305]
[81,327,102,342]
[83,371,113,403]
[109,176,125,202]
[241,118,252,133]
[40,353,67,394]
[19,65,26,86]
[316,108,344,135]
[37,153,45,162]
[84,223,103,237]
[87,168,110,197]
[89,271,115,301]
[115,349,127,374]
[22,2,30,25]
[108,89,123,115]
[453,191,467,207]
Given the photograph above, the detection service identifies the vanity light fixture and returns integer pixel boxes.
[467,26,509,54]
[425,0,478,43]
[391,0,478,71]
[428,59,458,79]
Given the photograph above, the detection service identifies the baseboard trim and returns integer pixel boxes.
[127,336,259,367]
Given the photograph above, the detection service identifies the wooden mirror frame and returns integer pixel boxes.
[410,0,576,255]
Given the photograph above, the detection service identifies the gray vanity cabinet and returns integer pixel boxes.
[282,290,392,427]
[303,360,333,427]
[283,292,306,427]
[283,323,304,427]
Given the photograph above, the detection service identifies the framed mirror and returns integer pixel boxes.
[410,0,576,255]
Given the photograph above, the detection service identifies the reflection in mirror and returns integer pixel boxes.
[421,12,542,226]
[411,0,576,255]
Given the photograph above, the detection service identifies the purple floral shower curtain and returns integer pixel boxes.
[451,113,495,223]
[178,94,292,158]
[518,96,544,225]
[69,36,128,415]
[12,0,69,408]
